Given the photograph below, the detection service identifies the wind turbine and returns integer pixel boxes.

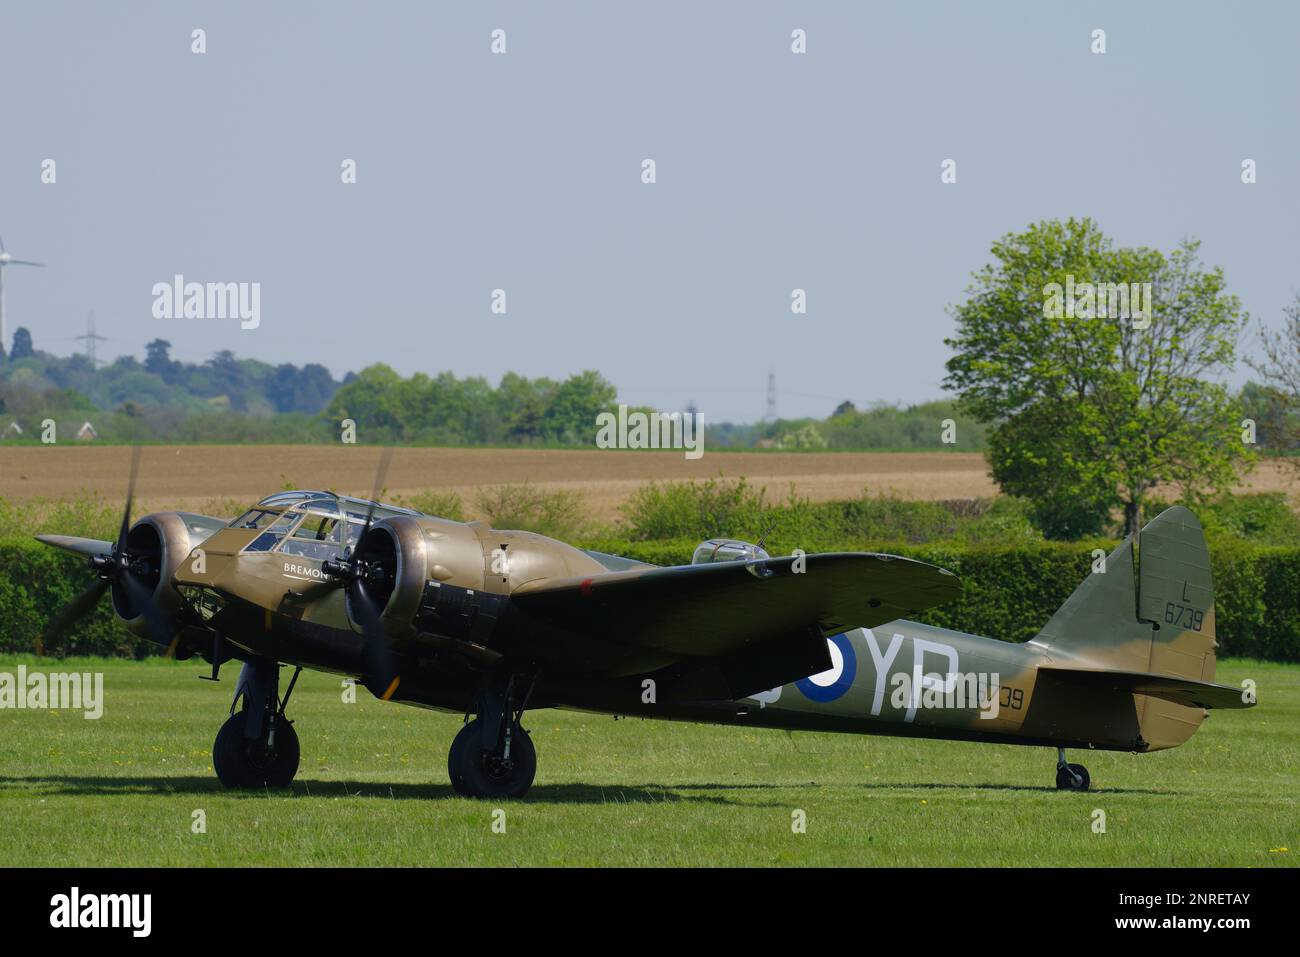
[0,235,45,355]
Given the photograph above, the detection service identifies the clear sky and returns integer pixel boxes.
[1,1,1296,422]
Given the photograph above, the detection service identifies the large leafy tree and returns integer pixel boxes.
[944,218,1253,537]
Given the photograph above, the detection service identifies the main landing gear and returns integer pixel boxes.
[1054,746,1090,791]
[207,659,540,797]
[213,658,302,789]
[448,675,537,799]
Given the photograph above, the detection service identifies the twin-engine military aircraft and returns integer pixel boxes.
[37,451,1253,798]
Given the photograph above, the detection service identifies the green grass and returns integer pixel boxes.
[1,656,1296,866]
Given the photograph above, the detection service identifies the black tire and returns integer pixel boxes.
[448,717,536,799]
[1055,763,1090,791]
[213,710,300,789]
[447,720,473,797]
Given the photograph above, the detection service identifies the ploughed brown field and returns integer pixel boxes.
[0,445,1295,521]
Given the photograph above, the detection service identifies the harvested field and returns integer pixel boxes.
[1,445,1296,522]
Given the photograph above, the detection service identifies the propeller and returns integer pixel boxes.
[38,447,173,654]
[322,448,401,699]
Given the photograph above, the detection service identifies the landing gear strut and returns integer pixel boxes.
[1054,747,1090,791]
[448,675,537,798]
[213,659,301,789]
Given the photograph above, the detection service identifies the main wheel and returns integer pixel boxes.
[447,719,473,797]
[213,710,300,789]
[448,717,536,799]
[1055,762,1090,791]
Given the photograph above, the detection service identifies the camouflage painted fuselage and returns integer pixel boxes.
[163,503,1217,756]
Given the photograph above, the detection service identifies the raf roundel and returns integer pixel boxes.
[796,632,856,702]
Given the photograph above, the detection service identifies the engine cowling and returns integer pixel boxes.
[342,515,505,642]
[113,511,224,643]
[349,515,433,633]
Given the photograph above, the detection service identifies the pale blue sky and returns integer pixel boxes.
[2,1,1296,422]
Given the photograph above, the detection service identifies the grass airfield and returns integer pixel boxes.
[1,656,1295,867]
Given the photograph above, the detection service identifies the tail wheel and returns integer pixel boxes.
[448,717,536,799]
[1055,762,1090,791]
[214,711,300,789]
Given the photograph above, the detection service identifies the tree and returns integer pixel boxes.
[203,350,249,411]
[944,218,1253,537]
[497,372,551,443]
[1247,292,1300,456]
[144,339,178,382]
[295,363,338,413]
[10,327,34,360]
[267,363,299,413]
[544,370,617,444]
[326,364,407,438]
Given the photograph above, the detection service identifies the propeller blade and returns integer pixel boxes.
[360,447,394,537]
[117,446,141,552]
[34,534,114,558]
[351,580,399,700]
[335,447,400,697]
[40,578,110,653]
[10,260,44,267]
[120,568,174,647]
[37,444,177,655]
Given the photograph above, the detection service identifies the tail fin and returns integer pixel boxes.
[1134,506,1218,683]
[1032,506,1226,749]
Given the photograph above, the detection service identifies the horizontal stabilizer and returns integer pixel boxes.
[1038,666,1253,710]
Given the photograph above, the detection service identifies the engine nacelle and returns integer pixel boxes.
[346,515,621,652]
[113,511,225,643]
[351,515,434,633]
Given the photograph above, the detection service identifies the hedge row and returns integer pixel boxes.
[5,535,1298,661]
[1,537,136,657]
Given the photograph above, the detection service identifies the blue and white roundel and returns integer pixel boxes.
[796,632,856,702]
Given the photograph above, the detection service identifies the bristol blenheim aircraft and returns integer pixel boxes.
[37,452,1252,798]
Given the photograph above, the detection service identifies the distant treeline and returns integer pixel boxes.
[325,365,619,446]
[0,333,340,441]
[1,329,1293,451]
[709,400,988,450]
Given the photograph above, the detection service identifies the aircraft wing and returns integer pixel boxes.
[511,552,960,659]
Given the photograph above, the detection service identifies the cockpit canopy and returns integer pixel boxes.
[228,490,422,561]
[690,538,770,566]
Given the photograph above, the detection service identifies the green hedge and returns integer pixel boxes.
[6,534,1299,662]
[0,537,138,657]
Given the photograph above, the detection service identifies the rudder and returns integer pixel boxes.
[1135,505,1217,683]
